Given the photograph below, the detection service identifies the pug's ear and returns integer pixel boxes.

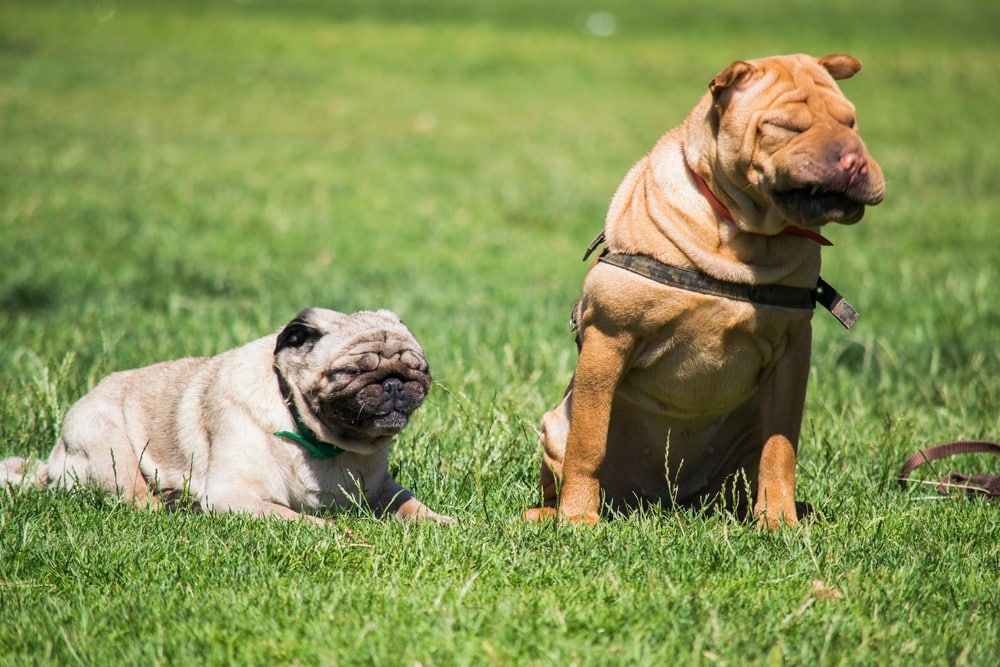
[275,310,322,354]
[818,54,862,81]
[709,60,756,107]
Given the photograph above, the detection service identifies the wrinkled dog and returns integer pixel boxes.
[524,54,885,528]
[1,308,450,523]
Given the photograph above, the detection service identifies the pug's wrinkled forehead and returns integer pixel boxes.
[274,308,426,365]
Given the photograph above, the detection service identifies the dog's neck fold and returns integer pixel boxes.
[687,165,833,247]
[602,138,826,287]
[273,369,345,459]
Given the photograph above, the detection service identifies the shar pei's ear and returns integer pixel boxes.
[708,59,756,111]
[275,309,323,355]
[817,53,862,81]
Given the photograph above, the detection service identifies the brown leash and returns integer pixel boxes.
[898,440,1000,499]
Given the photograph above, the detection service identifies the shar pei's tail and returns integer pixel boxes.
[0,456,49,488]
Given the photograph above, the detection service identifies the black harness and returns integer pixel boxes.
[584,235,858,329]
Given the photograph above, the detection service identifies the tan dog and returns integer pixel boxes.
[1,308,452,524]
[524,53,884,528]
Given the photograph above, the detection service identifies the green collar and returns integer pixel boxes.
[274,373,345,460]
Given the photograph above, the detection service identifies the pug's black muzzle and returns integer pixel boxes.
[321,374,430,435]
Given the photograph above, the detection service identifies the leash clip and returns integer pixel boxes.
[813,278,859,329]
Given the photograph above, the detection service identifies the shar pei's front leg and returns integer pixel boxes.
[754,320,812,529]
[525,325,636,525]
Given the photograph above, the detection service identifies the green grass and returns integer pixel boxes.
[2,0,999,664]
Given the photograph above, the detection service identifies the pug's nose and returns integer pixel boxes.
[383,378,403,396]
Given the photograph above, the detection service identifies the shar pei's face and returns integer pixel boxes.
[708,53,885,232]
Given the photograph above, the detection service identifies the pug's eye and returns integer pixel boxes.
[356,352,380,372]
[400,350,427,371]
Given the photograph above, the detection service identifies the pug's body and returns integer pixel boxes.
[1,308,449,524]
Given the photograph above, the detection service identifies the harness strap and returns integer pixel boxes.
[599,252,815,309]
[597,250,859,328]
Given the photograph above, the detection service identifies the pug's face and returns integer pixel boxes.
[274,308,431,441]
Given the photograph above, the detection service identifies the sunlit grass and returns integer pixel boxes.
[1,0,998,664]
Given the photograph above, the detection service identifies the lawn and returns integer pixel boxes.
[1,0,999,664]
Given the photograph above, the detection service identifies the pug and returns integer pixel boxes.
[523,54,885,528]
[1,308,452,524]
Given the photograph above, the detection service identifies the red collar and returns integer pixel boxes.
[688,167,833,247]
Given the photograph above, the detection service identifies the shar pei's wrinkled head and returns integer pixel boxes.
[274,308,431,446]
[704,53,885,234]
